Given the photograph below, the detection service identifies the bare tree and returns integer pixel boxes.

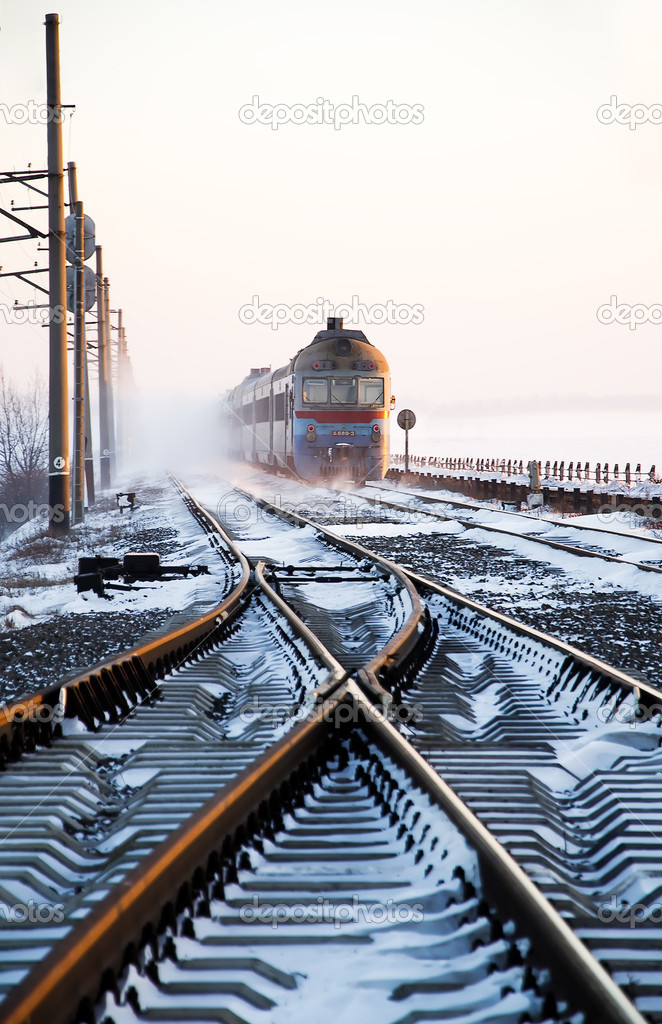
[0,370,48,510]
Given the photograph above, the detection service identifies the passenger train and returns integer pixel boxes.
[225,318,392,482]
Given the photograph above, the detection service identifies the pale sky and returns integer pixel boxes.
[0,1,661,464]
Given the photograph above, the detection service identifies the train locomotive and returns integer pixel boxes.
[225,317,392,482]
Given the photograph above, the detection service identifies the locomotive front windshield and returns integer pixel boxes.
[302,375,385,406]
[302,378,329,403]
[330,377,357,404]
[359,377,384,406]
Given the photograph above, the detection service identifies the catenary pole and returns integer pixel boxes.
[72,200,85,522]
[68,163,96,508]
[83,330,95,506]
[45,13,70,532]
[104,277,116,480]
[96,247,111,488]
[116,307,123,469]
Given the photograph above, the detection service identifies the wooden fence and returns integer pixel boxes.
[390,455,659,485]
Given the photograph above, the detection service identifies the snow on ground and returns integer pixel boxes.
[329,520,463,539]
[166,463,662,685]
[367,481,662,544]
[392,458,662,497]
[356,484,662,599]
[188,464,662,602]
[0,482,228,623]
[0,479,232,703]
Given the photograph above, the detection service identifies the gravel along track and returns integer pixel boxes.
[199,477,662,1020]
[0,476,654,1023]
[366,483,662,563]
[0,609,173,703]
[339,528,662,686]
[0,483,236,702]
[277,479,662,687]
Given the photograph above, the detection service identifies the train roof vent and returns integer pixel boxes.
[249,368,262,377]
[327,316,343,330]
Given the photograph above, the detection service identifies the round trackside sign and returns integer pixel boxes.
[397,409,416,430]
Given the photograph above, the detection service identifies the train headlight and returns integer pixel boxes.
[306,424,316,442]
[371,425,381,444]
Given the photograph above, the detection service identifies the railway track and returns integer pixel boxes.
[208,482,422,695]
[0,482,347,1008]
[359,482,662,575]
[0,475,658,1022]
[0,679,646,1024]
[397,576,662,1021]
[204,478,662,1021]
[0,478,420,1020]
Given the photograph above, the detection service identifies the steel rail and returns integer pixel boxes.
[247,482,662,709]
[1,476,654,1022]
[254,560,348,701]
[0,481,403,1023]
[0,478,251,756]
[232,484,424,703]
[371,479,662,548]
[1,673,648,1024]
[356,487,662,575]
[346,679,649,1024]
[404,566,662,708]
[0,685,353,1024]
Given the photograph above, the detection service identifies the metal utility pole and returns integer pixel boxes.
[72,200,85,523]
[83,334,95,506]
[96,247,111,488]
[116,307,123,467]
[46,13,70,532]
[118,315,132,462]
[104,277,117,480]
[67,161,95,509]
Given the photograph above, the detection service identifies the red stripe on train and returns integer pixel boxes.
[295,411,387,422]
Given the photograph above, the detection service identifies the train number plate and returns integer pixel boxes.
[332,430,355,436]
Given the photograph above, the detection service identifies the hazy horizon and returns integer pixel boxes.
[0,0,660,466]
